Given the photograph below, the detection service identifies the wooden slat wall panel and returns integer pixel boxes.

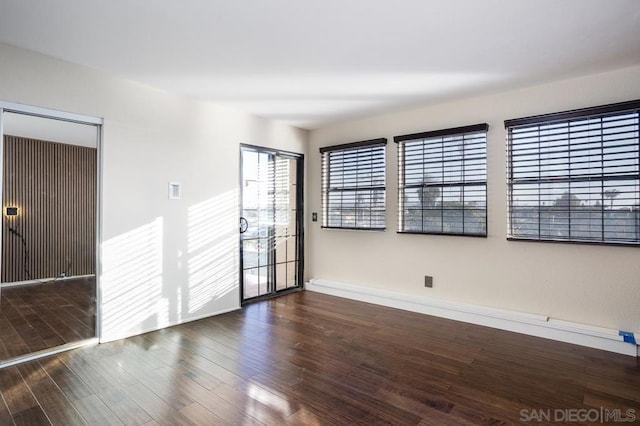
[2,135,97,282]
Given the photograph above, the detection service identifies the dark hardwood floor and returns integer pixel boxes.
[0,276,96,361]
[0,291,638,425]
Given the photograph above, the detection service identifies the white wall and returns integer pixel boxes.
[308,65,640,332]
[0,42,308,342]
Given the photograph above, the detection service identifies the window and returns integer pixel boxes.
[395,124,488,236]
[506,100,640,245]
[320,139,386,230]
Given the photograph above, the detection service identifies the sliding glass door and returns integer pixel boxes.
[240,145,303,302]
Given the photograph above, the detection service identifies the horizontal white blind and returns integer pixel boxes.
[396,124,488,236]
[507,101,640,245]
[320,140,386,230]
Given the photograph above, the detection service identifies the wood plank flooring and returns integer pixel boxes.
[0,291,638,425]
[0,277,96,361]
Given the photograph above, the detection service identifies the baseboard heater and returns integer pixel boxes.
[306,278,639,357]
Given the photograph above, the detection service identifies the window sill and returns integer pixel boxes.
[397,231,487,238]
[507,237,640,248]
[321,226,386,232]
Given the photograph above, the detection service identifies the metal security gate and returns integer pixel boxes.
[239,145,303,303]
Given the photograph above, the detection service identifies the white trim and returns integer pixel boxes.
[0,100,103,125]
[307,279,638,357]
[99,306,241,343]
[95,122,104,343]
[0,338,98,370]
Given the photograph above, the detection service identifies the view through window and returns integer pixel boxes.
[506,100,640,245]
[395,124,488,236]
[320,139,386,230]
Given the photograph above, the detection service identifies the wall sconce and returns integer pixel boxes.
[5,206,19,216]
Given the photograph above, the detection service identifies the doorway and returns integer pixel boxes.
[240,145,303,303]
[0,102,101,366]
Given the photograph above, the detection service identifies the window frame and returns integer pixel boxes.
[320,138,387,231]
[505,99,640,246]
[394,123,489,237]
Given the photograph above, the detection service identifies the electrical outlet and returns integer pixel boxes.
[424,276,433,288]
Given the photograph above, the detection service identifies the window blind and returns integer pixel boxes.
[506,100,640,245]
[395,124,488,236]
[320,139,386,230]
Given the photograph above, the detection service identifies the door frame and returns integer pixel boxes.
[0,100,102,368]
[239,144,304,305]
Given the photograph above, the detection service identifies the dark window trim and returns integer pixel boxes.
[239,144,305,305]
[319,138,387,153]
[241,142,304,160]
[398,230,487,238]
[505,100,640,246]
[322,226,387,232]
[504,99,640,128]
[394,123,489,143]
[396,123,488,237]
[507,237,640,249]
[323,185,387,192]
[320,138,387,231]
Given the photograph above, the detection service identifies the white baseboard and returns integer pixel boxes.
[99,306,241,343]
[307,279,639,357]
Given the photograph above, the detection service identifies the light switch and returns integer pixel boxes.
[168,182,181,199]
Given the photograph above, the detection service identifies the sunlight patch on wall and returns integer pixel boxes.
[187,190,239,314]
[188,190,238,254]
[101,217,163,340]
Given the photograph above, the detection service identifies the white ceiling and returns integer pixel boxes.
[0,0,639,130]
